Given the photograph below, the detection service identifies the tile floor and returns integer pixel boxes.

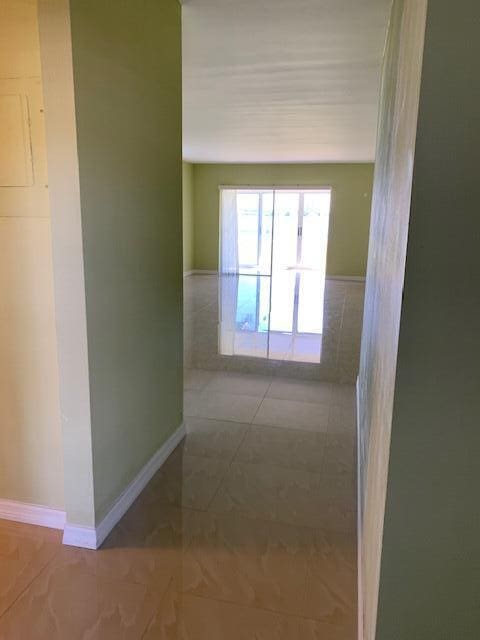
[184,274,365,384]
[0,373,357,639]
[0,274,361,639]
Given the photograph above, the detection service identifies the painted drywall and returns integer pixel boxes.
[375,1,480,638]
[0,0,64,509]
[183,161,194,273]
[358,1,427,637]
[38,0,95,526]
[182,0,391,162]
[192,163,374,277]
[68,0,183,522]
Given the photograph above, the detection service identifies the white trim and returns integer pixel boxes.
[0,499,66,530]
[63,422,186,549]
[327,275,366,283]
[62,523,97,549]
[356,376,364,640]
[191,269,218,275]
[219,184,332,192]
[186,271,365,281]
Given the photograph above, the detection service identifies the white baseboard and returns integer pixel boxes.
[191,269,218,275]
[0,499,66,530]
[356,376,364,640]
[63,422,186,550]
[327,275,366,283]
[185,271,364,281]
[185,270,365,282]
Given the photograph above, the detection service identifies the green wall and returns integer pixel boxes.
[192,163,374,277]
[69,0,183,522]
[374,1,480,638]
[183,162,194,272]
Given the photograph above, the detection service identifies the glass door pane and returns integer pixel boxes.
[299,191,331,270]
[258,191,274,275]
[237,192,260,272]
[271,191,300,271]
[233,190,274,276]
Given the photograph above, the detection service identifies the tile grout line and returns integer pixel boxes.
[248,377,273,427]
[0,545,61,622]
[201,379,263,512]
[171,587,349,626]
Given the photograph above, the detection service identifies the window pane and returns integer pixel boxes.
[301,191,331,270]
[237,193,259,269]
[272,192,299,271]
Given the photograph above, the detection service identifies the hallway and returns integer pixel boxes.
[0,274,361,639]
[0,391,357,638]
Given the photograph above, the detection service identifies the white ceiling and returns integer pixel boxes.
[182,0,392,163]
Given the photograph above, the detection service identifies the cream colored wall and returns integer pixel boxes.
[358,1,427,638]
[0,0,64,509]
[38,0,95,527]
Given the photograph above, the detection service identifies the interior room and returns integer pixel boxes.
[178,7,383,630]
[1,1,479,639]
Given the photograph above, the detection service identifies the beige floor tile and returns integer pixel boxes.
[0,520,61,617]
[183,417,248,461]
[298,618,357,640]
[0,561,160,640]
[183,369,214,392]
[234,425,326,472]
[328,403,356,434]
[303,531,357,622]
[143,449,229,511]
[254,398,330,432]
[205,372,272,397]
[184,390,262,423]
[267,379,332,405]
[143,583,302,640]
[330,383,356,407]
[210,462,354,531]
[179,510,313,616]
[53,506,183,595]
[323,434,356,477]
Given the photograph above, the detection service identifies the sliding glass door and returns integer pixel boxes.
[220,187,331,277]
[219,187,332,364]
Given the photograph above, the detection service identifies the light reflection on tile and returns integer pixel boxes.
[185,274,364,383]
